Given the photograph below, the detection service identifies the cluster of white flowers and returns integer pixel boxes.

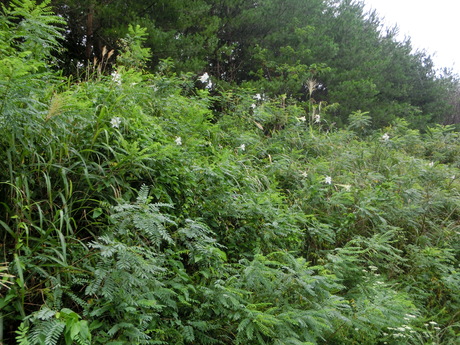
[111,71,121,85]
[297,116,306,122]
[404,314,417,321]
[314,114,321,123]
[382,133,390,141]
[238,143,246,151]
[250,93,265,109]
[429,161,434,167]
[198,72,213,89]
[424,321,441,330]
[387,324,414,338]
[392,333,406,338]
[110,117,121,128]
[324,176,332,184]
[175,136,182,146]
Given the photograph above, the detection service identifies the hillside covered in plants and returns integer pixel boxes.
[1,1,460,344]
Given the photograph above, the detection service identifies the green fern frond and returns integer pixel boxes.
[136,184,151,204]
[44,321,65,345]
[15,322,30,345]
[6,0,65,59]
[29,318,65,345]
[110,186,176,248]
[34,307,55,320]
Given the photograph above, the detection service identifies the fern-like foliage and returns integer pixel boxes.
[81,187,183,343]
[2,4,460,343]
[18,307,92,345]
[110,184,175,248]
[178,219,227,267]
[5,0,65,60]
[29,318,64,345]
[0,0,60,130]
[15,322,30,345]
[195,252,349,345]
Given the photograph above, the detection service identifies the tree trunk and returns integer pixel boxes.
[85,2,94,60]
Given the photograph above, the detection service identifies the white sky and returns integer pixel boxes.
[363,0,460,75]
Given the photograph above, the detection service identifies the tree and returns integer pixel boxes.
[49,0,220,73]
[26,0,460,127]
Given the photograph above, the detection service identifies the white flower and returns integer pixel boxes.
[111,71,121,84]
[429,161,434,167]
[251,103,257,109]
[298,116,306,122]
[198,72,210,83]
[254,93,262,101]
[110,117,121,128]
[314,114,321,123]
[301,171,308,178]
[324,176,332,184]
[205,80,213,89]
[238,144,246,151]
[174,136,182,146]
[382,133,390,141]
[199,72,212,89]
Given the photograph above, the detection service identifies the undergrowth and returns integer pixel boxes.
[1,1,460,344]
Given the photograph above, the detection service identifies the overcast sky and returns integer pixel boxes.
[363,0,459,75]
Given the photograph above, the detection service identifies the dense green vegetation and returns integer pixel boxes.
[46,0,459,127]
[1,0,460,344]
